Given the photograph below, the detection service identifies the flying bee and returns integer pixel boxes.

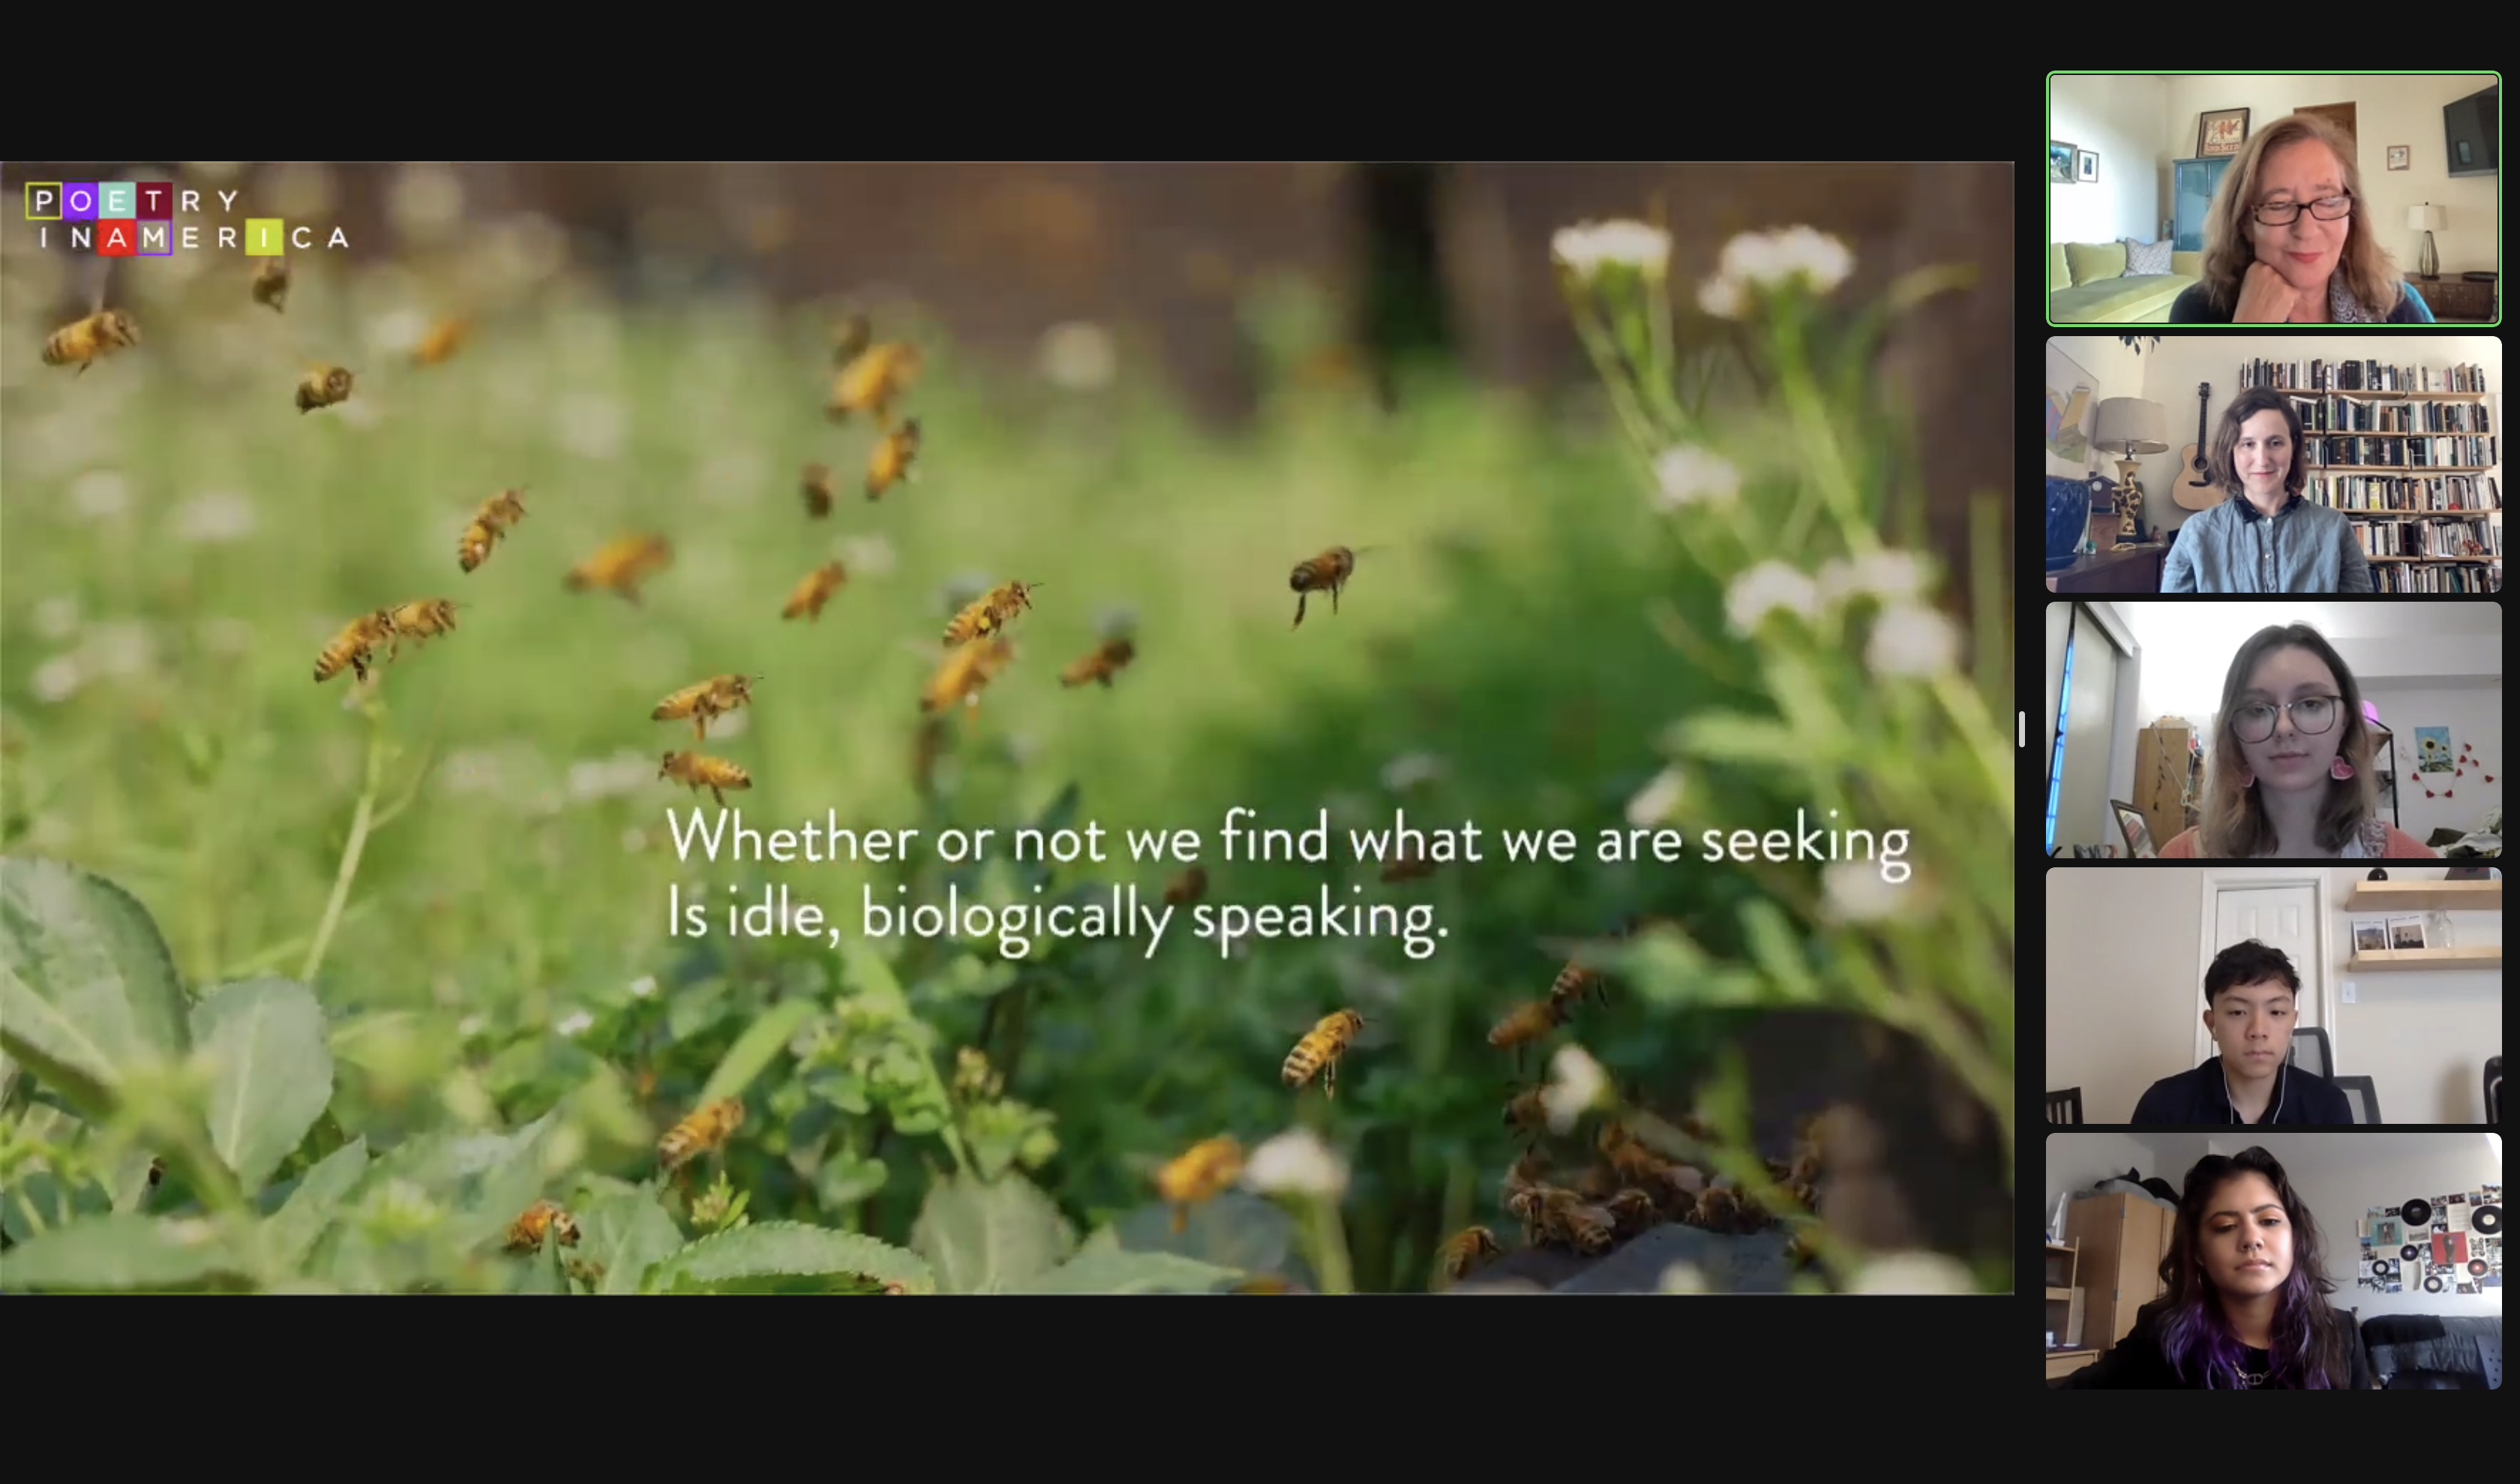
[1604,1188,1663,1238]
[1486,999,1565,1073]
[295,365,355,413]
[1229,1275,1300,1294]
[943,579,1044,647]
[660,750,752,807]
[1280,1008,1369,1099]
[314,607,399,684]
[657,1096,746,1173]
[458,486,529,572]
[652,673,760,741]
[383,599,459,662]
[412,318,468,366]
[1152,1135,1245,1234]
[831,312,872,367]
[504,1198,580,1254]
[1059,636,1136,689]
[866,417,922,500]
[1534,1189,1616,1255]
[782,561,847,621]
[41,308,141,374]
[251,258,290,313]
[829,341,922,424]
[565,533,673,604]
[1548,955,1612,1015]
[1287,544,1368,629]
[919,635,1016,716]
[1501,1083,1551,1143]
[1430,1225,1501,1290]
[1379,847,1438,882]
[801,461,836,518]
[1162,864,1208,906]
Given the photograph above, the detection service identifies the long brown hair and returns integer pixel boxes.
[2210,388,2309,500]
[2198,623,2377,856]
[2195,112,2408,318]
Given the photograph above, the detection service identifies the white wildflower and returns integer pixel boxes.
[1036,320,1118,391]
[554,1009,594,1038]
[34,597,79,639]
[628,975,658,1000]
[1242,1128,1349,1200]
[1846,1251,1978,1293]
[1658,1260,1709,1293]
[1697,275,1749,319]
[1541,1044,1610,1134]
[1381,751,1446,792]
[1718,226,1854,295]
[1724,562,1821,637]
[71,470,130,521]
[1652,446,1741,509]
[457,1013,486,1040]
[82,620,152,677]
[566,750,655,803]
[1625,766,1686,828]
[1822,858,1908,923]
[172,489,256,544]
[1550,219,1672,280]
[32,656,85,704]
[840,533,896,578]
[1818,550,1932,607]
[1867,602,1960,678]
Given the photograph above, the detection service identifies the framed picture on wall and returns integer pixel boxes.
[2076,149,2098,184]
[2110,799,2158,858]
[2352,920,2387,954]
[2199,107,2251,158]
[2048,140,2077,184]
[2387,145,2410,170]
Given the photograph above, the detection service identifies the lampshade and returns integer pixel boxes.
[2407,203,2447,232]
[2092,397,2170,455]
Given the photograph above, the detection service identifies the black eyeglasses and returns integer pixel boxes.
[2252,195,2354,226]
[2233,696,2341,742]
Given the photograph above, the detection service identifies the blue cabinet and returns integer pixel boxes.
[2171,156,2233,253]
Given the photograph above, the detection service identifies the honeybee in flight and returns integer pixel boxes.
[1059,636,1136,689]
[1501,1082,1550,1143]
[660,750,752,807]
[505,1198,580,1254]
[412,318,468,367]
[314,607,399,684]
[1152,1135,1245,1234]
[296,365,355,413]
[565,534,673,604]
[1486,999,1565,1073]
[1281,1008,1369,1099]
[657,1096,746,1173]
[41,308,141,374]
[1549,954,1611,1016]
[652,674,760,741]
[458,486,530,573]
[1430,1225,1500,1290]
[384,599,459,662]
[831,312,872,367]
[920,635,1015,715]
[1288,544,1373,629]
[1162,864,1208,906]
[1379,848,1438,882]
[801,461,836,518]
[866,417,922,499]
[251,259,290,314]
[943,580,1044,647]
[829,341,922,424]
[782,561,847,620]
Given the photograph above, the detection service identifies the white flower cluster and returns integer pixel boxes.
[1697,227,1854,319]
[1550,219,1672,281]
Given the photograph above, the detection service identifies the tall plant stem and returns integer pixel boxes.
[301,703,390,986]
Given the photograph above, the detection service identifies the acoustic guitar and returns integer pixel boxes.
[2173,381,2225,509]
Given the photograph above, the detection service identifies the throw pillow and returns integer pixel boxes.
[2122,239,2174,275]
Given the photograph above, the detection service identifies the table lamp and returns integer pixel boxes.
[2407,203,2445,278]
[2092,397,2169,545]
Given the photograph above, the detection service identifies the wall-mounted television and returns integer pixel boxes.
[2444,85,2497,177]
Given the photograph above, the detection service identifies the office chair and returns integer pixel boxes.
[2333,1074,2380,1125]
[2046,1087,2083,1125]
[2289,1026,2333,1080]
[2488,1057,2502,1125]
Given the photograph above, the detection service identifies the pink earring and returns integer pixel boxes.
[2330,756,2355,780]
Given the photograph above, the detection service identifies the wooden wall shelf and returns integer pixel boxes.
[2344,880,2503,913]
[2344,946,2503,972]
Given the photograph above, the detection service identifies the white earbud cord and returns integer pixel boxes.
[2225,1059,2288,1123]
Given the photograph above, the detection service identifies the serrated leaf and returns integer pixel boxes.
[188,977,334,1194]
[909,1170,1076,1293]
[580,1191,690,1296]
[0,857,192,1121]
[1012,1248,1246,1294]
[696,996,823,1107]
[1,1212,249,1290]
[260,1137,368,1277]
[638,1221,937,1294]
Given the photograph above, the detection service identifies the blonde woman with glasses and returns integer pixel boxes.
[2158,623,2436,858]
[2169,113,2438,324]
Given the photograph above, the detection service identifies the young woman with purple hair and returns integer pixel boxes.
[2057,1146,2371,1388]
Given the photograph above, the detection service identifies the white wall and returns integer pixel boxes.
[2195,1131,2502,1320]
[2044,867,2504,1124]
[2160,74,2500,275]
[2358,683,2506,846]
[2050,75,2174,243]
[2044,1131,2200,1231]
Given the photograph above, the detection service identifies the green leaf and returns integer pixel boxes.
[259,1137,368,1277]
[1100,1190,1298,1275]
[580,1192,698,1296]
[695,996,822,1107]
[1667,714,1816,769]
[188,977,334,1194]
[1012,1248,1246,1294]
[836,933,910,1012]
[909,1170,1076,1293]
[0,857,192,1121]
[1028,780,1082,840]
[1,1212,250,1290]
[1739,900,1822,1005]
[638,1221,938,1294]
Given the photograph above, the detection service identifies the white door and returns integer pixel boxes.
[2194,882,2326,1067]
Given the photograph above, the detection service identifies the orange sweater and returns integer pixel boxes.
[2157,823,2437,858]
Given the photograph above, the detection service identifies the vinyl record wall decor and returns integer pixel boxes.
[2360,1185,2502,1295]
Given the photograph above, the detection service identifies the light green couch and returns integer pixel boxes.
[2048,241,2201,323]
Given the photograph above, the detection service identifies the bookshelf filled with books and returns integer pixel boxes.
[2240,358,2500,595]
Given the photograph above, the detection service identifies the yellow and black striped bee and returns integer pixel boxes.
[41,308,141,374]
[383,599,459,662]
[251,259,290,313]
[296,365,355,413]
[659,750,752,807]
[1502,1082,1550,1143]
[565,533,673,604]
[1549,956,1610,1016]
[1281,1008,1369,1099]
[314,607,399,684]
[458,486,529,573]
[782,561,847,621]
[829,341,922,425]
[652,674,760,741]
[1430,1225,1501,1290]
[801,461,836,518]
[1059,635,1136,689]
[1162,864,1208,907]
[505,1198,580,1254]
[831,313,872,368]
[1534,1189,1616,1254]
[866,417,922,500]
[1603,1188,1663,1239]
[943,580,1044,647]
[1288,545,1357,629]
[657,1096,746,1173]
[412,318,468,367]
[1486,999,1564,1073]
[1152,1135,1245,1234]
[1597,1120,1682,1191]
[920,635,1015,716]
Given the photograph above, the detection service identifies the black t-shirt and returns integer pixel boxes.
[2128,1056,2356,1125]
[2058,1299,2372,1388]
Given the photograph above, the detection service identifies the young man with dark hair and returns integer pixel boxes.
[2130,939,2355,1125]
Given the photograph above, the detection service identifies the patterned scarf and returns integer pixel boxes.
[2326,279,2378,323]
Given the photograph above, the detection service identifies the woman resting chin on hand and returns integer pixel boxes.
[2234,261,2318,323]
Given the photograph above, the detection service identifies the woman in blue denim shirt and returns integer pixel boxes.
[2161,388,2373,593]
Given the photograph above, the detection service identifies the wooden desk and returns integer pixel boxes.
[2046,542,2167,593]
[2410,275,2496,323]
[2045,1347,2099,1381]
